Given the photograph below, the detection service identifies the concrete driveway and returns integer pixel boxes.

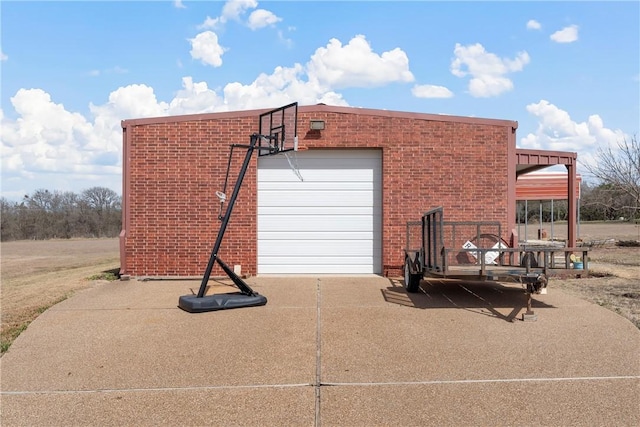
[2,276,639,426]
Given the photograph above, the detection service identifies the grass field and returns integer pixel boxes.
[1,222,638,354]
[1,238,119,353]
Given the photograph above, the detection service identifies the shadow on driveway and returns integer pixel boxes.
[382,278,555,322]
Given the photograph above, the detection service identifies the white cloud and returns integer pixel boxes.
[277,29,294,48]
[90,84,169,122]
[520,100,627,171]
[248,9,282,30]
[526,20,541,30]
[199,0,283,32]
[189,31,226,67]
[1,34,419,196]
[1,89,120,189]
[277,26,296,48]
[450,43,530,97]
[307,35,414,89]
[1,50,7,61]
[222,0,258,22]
[222,64,348,110]
[198,16,220,30]
[89,66,128,77]
[110,66,128,74]
[168,77,223,115]
[218,34,413,108]
[411,84,454,99]
[1,83,185,197]
[174,0,186,9]
[0,70,346,196]
[550,25,579,43]
[197,0,257,29]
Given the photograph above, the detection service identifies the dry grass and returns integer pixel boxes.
[521,221,639,328]
[551,245,640,329]
[1,238,119,354]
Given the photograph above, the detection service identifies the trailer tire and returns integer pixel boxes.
[404,257,422,293]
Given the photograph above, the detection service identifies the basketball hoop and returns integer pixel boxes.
[179,102,299,313]
[258,102,298,157]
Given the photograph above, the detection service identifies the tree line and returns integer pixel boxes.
[1,187,121,241]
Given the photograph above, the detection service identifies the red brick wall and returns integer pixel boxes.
[123,108,512,277]
[124,116,260,276]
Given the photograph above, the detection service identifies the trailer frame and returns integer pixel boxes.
[403,207,590,320]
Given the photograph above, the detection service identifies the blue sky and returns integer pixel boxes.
[1,0,639,200]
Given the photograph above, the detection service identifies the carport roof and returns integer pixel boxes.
[515,148,577,176]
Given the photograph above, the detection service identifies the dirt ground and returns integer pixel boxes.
[1,222,638,354]
[551,243,639,328]
[522,221,639,328]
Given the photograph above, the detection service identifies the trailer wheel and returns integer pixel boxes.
[404,257,422,293]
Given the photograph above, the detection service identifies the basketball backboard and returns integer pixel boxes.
[258,102,298,157]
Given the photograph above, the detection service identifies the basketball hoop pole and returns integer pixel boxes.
[178,101,298,313]
[178,133,267,312]
[198,133,260,298]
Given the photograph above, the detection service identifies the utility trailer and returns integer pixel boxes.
[403,207,590,320]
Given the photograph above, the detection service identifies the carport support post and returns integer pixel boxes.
[196,134,260,299]
[566,163,577,248]
[524,200,528,243]
[551,199,554,241]
[539,201,543,240]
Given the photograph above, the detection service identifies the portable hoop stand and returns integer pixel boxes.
[179,102,298,313]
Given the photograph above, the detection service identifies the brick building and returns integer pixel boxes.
[120,104,578,277]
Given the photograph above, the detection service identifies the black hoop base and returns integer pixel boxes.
[178,293,267,313]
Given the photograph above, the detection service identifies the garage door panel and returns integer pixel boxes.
[258,256,375,266]
[259,151,381,167]
[258,231,375,240]
[259,240,378,257]
[259,181,374,191]
[258,149,381,274]
[260,191,378,209]
[259,265,377,274]
[259,215,382,231]
[259,168,377,183]
[259,190,378,207]
[259,206,375,216]
[259,215,377,232]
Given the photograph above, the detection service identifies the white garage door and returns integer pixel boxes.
[257,149,382,274]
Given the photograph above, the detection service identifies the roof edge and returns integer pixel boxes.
[121,103,518,129]
[299,104,518,128]
[121,106,272,128]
